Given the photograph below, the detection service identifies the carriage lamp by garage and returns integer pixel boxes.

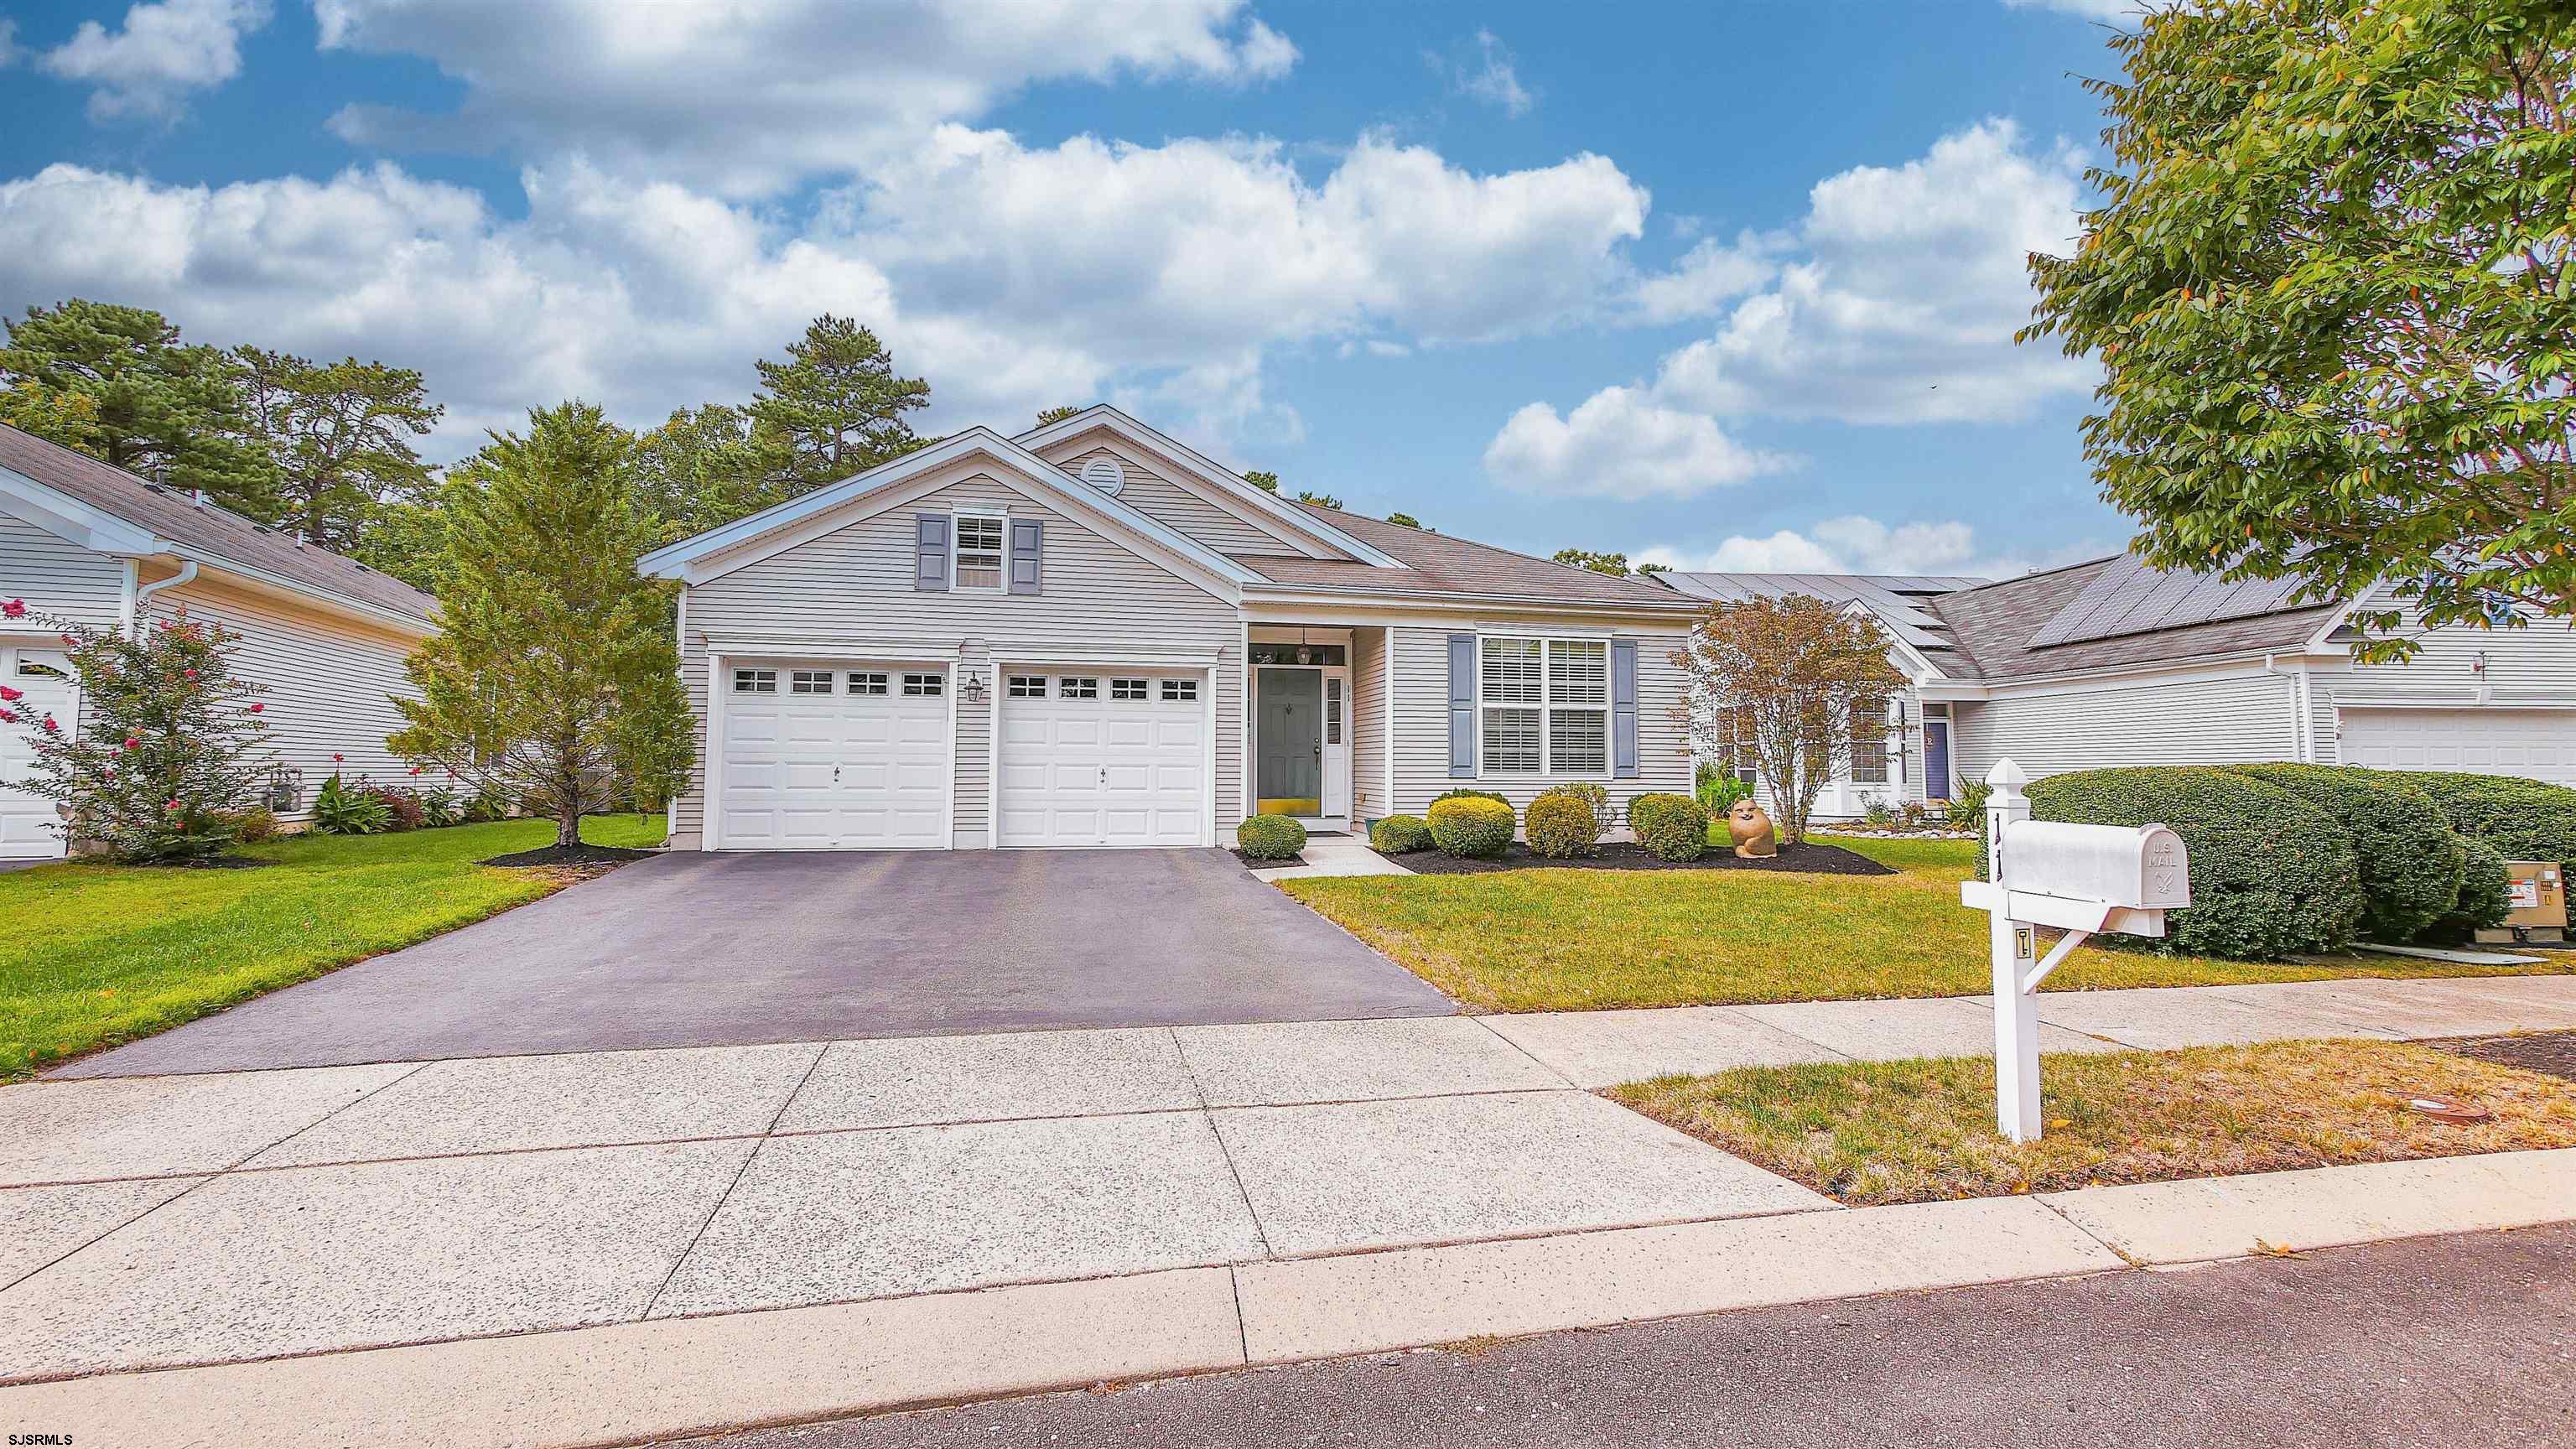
[958,665,990,704]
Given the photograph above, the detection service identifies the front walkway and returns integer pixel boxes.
[4,974,2573,1441]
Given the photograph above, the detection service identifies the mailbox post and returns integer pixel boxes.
[1961,760,2191,1143]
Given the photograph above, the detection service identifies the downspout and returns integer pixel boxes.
[129,560,198,636]
[2262,654,2309,762]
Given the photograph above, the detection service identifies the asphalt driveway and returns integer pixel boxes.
[59,849,1454,1077]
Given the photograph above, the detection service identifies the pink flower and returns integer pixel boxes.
[122,736,139,750]
[164,799,182,813]
[248,703,264,714]
[184,668,199,679]
[40,715,58,733]
[0,685,18,703]
[408,766,422,776]
[0,599,23,619]
[332,752,344,762]
[0,709,14,724]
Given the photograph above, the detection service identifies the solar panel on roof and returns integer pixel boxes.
[2024,554,2323,649]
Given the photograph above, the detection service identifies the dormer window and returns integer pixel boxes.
[953,512,1005,591]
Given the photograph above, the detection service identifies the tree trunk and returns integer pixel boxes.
[557,804,580,849]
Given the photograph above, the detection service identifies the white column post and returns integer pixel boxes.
[1985,759,2042,1143]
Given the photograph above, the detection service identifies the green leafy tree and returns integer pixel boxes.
[390,402,693,848]
[1386,510,1428,529]
[0,378,103,451]
[0,299,272,515]
[1673,594,1903,843]
[0,598,273,862]
[1243,469,1281,493]
[750,314,931,487]
[631,402,801,543]
[2023,0,2576,658]
[1295,489,1343,509]
[1033,405,1085,428]
[1553,548,1633,576]
[231,348,443,549]
[350,495,454,596]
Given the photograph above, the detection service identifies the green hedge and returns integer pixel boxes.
[2425,834,2515,943]
[2401,771,2576,877]
[2230,764,2464,943]
[1236,814,1306,860]
[1427,796,1514,858]
[2025,766,2362,959]
[1431,787,1511,809]
[1526,792,1599,860]
[1369,814,1432,853]
[1627,792,1708,862]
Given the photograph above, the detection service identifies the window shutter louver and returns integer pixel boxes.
[1611,636,1639,779]
[1447,633,1477,778]
[915,515,950,591]
[1008,519,1043,595]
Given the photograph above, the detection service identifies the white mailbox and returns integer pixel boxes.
[1960,761,2194,1143]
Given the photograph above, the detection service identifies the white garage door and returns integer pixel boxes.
[1,653,77,861]
[998,670,1206,848]
[718,665,949,849]
[2339,707,2576,787]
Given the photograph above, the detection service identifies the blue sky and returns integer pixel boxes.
[0,0,2136,577]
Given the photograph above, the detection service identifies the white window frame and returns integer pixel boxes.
[789,669,834,695]
[846,671,889,696]
[902,671,944,697]
[1476,635,1610,778]
[1110,678,1150,701]
[952,508,1006,594]
[1161,678,1197,702]
[1007,674,1047,699]
[732,667,777,694]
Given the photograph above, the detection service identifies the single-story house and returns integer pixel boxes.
[0,423,441,859]
[638,407,1700,851]
[1657,553,2576,815]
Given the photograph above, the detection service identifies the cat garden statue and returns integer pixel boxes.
[1726,799,1778,859]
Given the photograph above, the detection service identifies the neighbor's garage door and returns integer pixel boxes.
[0,653,77,860]
[718,665,948,849]
[997,670,1205,848]
[2339,707,2576,787]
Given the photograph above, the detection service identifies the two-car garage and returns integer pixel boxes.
[713,659,1210,851]
[2338,707,2576,788]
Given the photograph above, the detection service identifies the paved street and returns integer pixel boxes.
[699,1223,2576,1449]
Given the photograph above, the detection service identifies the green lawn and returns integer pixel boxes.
[0,814,664,1078]
[1280,836,2573,1013]
[1612,1040,2576,1206]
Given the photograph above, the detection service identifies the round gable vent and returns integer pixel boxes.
[1079,457,1126,496]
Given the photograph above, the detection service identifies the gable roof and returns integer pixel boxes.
[636,426,1259,592]
[1014,406,1405,568]
[1232,506,1701,611]
[0,423,437,629]
[1927,556,2345,679]
[1654,571,1986,673]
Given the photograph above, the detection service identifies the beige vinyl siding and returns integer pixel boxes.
[1,516,127,631]
[1387,619,1692,826]
[2318,585,2576,762]
[1950,670,2301,786]
[674,471,1242,845]
[1055,446,1306,557]
[1350,625,1387,822]
[143,572,433,820]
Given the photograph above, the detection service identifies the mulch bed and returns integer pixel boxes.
[1233,849,1307,870]
[479,844,659,870]
[1384,840,1894,876]
[2430,1031,2576,1084]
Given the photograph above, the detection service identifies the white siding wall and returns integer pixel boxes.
[1950,670,2302,785]
[144,573,435,820]
[1057,446,1305,557]
[2317,584,2576,764]
[1350,625,1386,823]
[0,516,127,631]
[675,471,1243,846]
[1386,619,1693,826]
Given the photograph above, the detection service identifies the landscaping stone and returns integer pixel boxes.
[1173,1017,1563,1107]
[1210,1089,1831,1257]
[0,1062,422,1187]
[774,1028,1202,1132]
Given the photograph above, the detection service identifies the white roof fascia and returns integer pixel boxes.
[639,428,1259,593]
[0,465,166,555]
[1015,406,1406,569]
[1241,587,1699,624]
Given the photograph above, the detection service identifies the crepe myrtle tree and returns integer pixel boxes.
[389,401,693,849]
[2023,0,2576,658]
[1672,594,1902,844]
[0,597,273,862]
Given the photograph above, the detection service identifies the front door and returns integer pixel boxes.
[1256,667,1322,814]
[1924,719,1952,802]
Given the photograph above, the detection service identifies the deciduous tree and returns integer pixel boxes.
[2023,0,2576,657]
[1672,594,1902,843]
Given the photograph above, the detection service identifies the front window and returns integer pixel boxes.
[1850,701,1889,785]
[1478,636,1607,776]
[953,512,1005,591]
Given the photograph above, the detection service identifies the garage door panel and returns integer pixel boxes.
[997,672,1206,848]
[2340,708,2576,787]
[718,671,948,849]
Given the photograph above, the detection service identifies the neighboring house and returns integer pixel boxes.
[638,407,1698,851]
[0,423,441,859]
[1659,553,2576,817]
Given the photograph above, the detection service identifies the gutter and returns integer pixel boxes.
[128,559,197,636]
[2262,654,2313,761]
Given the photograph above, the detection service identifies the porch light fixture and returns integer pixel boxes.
[958,665,990,704]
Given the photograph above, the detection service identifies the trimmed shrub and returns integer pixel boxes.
[2025,766,2363,959]
[310,772,391,835]
[1431,787,1510,808]
[1369,814,1432,854]
[1525,792,1600,860]
[2402,771,2576,877]
[1427,796,1514,858]
[1237,813,1306,860]
[228,805,282,844]
[1539,780,1612,829]
[1628,792,1708,862]
[2424,834,2515,943]
[2230,764,2464,943]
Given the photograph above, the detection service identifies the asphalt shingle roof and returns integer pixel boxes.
[1226,503,1700,610]
[1928,557,2341,679]
[0,423,437,626]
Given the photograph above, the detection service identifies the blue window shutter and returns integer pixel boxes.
[1611,636,1639,779]
[915,515,949,591]
[1446,633,1477,779]
[1008,519,1043,595]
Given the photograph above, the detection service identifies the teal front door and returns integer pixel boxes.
[1256,667,1322,811]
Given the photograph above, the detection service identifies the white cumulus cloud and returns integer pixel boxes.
[1640,513,2105,581]
[1435,29,1533,117]
[1483,387,1795,501]
[39,0,272,121]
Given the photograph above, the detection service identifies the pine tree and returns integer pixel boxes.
[749,315,931,488]
[231,348,442,549]
[0,299,273,517]
[389,402,693,848]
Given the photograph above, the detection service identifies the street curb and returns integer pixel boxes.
[10,1146,2572,1448]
